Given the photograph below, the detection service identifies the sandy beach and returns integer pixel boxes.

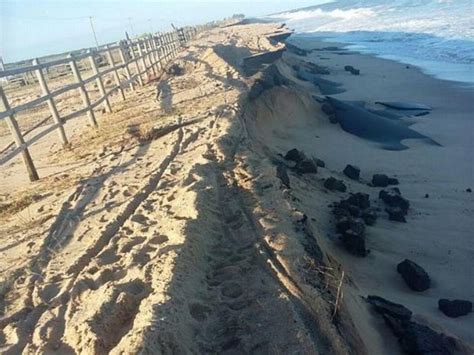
[251,33,474,353]
[0,20,473,354]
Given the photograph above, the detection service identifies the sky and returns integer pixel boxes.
[0,0,329,63]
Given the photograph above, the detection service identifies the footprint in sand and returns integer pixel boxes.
[95,268,127,285]
[132,245,157,266]
[149,234,169,245]
[97,249,120,266]
[182,174,197,187]
[122,226,133,235]
[221,282,243,298]
[189,303,212,322]
[131,214,149,225]
[123,185,139,197]
[120,236,146,253]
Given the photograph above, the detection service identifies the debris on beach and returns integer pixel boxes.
[397,259,431,292]
[295,158,318,174]
[344,65,360,75]
[284,148,305,162]
[379,188,410,222]
[315,158,325,168]
[332,192,376,256]
[324,177,347,192]
[438,299,472,318]
[283,149,319,175]
[367,295,459,355]
[371,174,399,187]
[367,295,412,320]
[343,164,360,180]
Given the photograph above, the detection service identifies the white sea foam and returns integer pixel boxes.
[269,0,474,84]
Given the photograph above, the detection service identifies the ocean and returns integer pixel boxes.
[269,0,474,85]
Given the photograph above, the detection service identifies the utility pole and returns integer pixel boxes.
[128,17,135,38]
[0,56,5,83]
[89,16,99,48]
[148,18,154,34]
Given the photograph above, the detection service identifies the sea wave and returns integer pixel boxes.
[269,0,474,84]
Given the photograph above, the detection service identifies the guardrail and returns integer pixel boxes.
[0,25,204,182]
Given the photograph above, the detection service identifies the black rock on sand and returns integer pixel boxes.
[367,295,412,320]
[379,188,410,222]
[344,65,360,75]
[372,174,399,187]
[367,295,459,355]
[325,97,441,150]
[324,177,346,192]
[397,259,431,292]
[283,149,319,174]
[438,299,472,318]
[343,164,360,180]
[332,192,376,256]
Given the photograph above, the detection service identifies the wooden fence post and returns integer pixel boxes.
[149,36,160,73]
[88,50,112,113]
[149,37,158,74]
[168,33,173,58]
[167,33,173,59]
[144,37,156,76]
[118,41,135,91]
[173,31,179,56]
[68,54,98,127]
[161,34,167,63]
[178,28,186,46]
[0,86,39,181]
[128,41,144,86]
[169,31,175,58]
[136,40,149,82]
[172,32,178,55]
[155,36,164,70]
[32,58,69,146]
[106,45,126,101]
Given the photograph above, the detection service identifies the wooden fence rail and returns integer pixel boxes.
[0,25,203,181]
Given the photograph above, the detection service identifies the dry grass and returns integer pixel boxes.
[0,193,43,218]
[0,172,78,224]
[301,255,346,319]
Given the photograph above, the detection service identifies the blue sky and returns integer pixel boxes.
[0,0,328,63]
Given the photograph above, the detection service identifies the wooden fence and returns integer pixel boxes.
[0,25,203,182]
